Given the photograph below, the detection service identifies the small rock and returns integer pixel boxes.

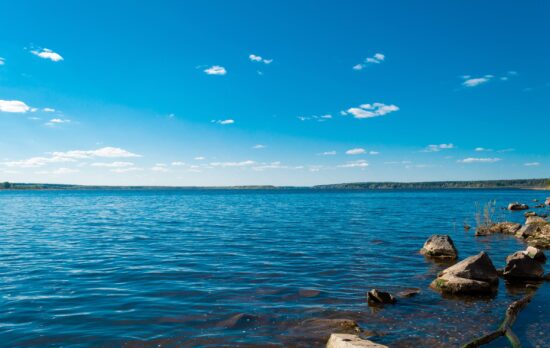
[524,211,537,217]
[546,197,550,206]
[300,318,362,338]
[476,222,521,236]
[524,246,547,263]
[508,202,529,211]
[326,333,389,348]
[503,251,544,280]
[526,216,547,225]
[430,252,499,295]
[217,313,259,328]
[367,289,396,305]
[535,204,545,208]
[397,288,421,298]
[464,223,471,231]
[420,235,458,259]
[299,289,321,298]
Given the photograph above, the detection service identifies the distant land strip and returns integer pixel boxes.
[1,179,549,190]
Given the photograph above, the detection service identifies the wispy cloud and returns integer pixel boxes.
[204,65,227,75]
[91,161,134,168]
[458,157,501,163]
[524,162,540,167]
[209,160,255,167]
[171,161,186,166]
[31,48,63,62]
[297,114,332,122]
[319,151,336,156]
[43,107,56,112]
[151,164,169,172]
[213,119,234,125]
[462,76,492,87]
[422,143,454,152]
[338,159,369,168]
[0,57,5,65]
[249,54,273,64]
[345,148,366,155]
[194,156,205,160]
[353,53,385,70]
[342,103,399,119]
[45,118,70,127]
[253,144,266,149]
[474,147,492,152]
[0,100,31,113]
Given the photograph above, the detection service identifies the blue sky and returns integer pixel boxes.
[0,0,549,186]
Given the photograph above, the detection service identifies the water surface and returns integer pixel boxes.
[0,189,549,347]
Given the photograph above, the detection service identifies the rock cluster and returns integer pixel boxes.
[420,235,458,259]
[431,252,499,295]
[475,222,521,236]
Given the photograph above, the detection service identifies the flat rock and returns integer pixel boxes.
[524,211,537,217]
[503,251,544,280]
[430,251,499,295]
[508,202,529,211]
[420,235,458,259]
[526,216,547,225]
[524,246,547,263]
[397,288,421,298]
[367,289,396,305]
[476,222,521,236]
[327,333,388,348]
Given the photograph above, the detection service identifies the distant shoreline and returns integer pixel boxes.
[1,179,549,191]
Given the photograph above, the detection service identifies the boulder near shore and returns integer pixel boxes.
[327,334,388,348]
[502,251,544,280]
[508,202,529,211]
[420,235,458,259]
[431,252,499,295]
[524,246,547,263]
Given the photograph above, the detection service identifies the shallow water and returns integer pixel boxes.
[0,189,549,347]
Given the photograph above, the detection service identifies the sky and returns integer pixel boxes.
[0,0,549,186]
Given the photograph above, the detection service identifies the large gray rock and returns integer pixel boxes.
[524,246,547,263]
[503,251,544,279]
[475,222,521,236]
[508,202,529,211]
[431,252,499,295]
[420,235,458,259]
[327,334,388,348]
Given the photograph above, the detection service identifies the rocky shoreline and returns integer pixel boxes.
[323,197,550,348]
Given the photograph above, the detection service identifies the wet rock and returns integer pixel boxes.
[524,211,537,217]
[299,318,362,339]
[464,223,471,231]
[326,333,388,348]
[503,251,544,280]
[217,313,259,328]
[508,202,529,211]
[544,273,550,281]
[526,216,547,225]
[430,252,499,295]
[524,246,547,263]
[420,235,458,259]
[535,204,545,208]
[367,289,396,305]
[523,222,550,249]
[397,288,421,298]
[475,222,521,236]
[299,289,321,298]
[546,197,550,206]
[516,222,546,239]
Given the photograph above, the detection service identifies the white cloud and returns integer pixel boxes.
[249,54,273,64]
[346,148,366,155]
[209,160,255,168]
[463,77,490,87]
[194,156,205,160]
[151,165,169,172]
[319,151,336,156]
[423,143,455,152]
[111,167,143,173]
[39,167,79,175]
[43,108,56,112]
[91,161,134,168]
[0,57,5,65]
[0,100,31,113]
[369,151,380,155]
[171,161,186,166]
[338,160,369,168]
[342,103,399,119]
[51,147,141,159]
[3,156,75,168]
[45,118,70,127]
[213,119,234,125]
[353,53,385,70]
[458,157,501,163]
[252,161,287,171]
[204,65,227,75]
[474,147,492,152]
[384,160,412,165]
[253,144,266,149]
[31,48,63,62]
[524,162,540,167]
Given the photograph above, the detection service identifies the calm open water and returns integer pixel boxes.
[0,189,549,347]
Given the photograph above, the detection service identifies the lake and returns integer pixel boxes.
[0,189,548,347]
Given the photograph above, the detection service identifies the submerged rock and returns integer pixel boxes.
[420,235,458,259]
[475,222,521,236]
[524,246,547,263]
[430,252,499,295]
[217,313,259,328]
[508,202,529,211]
[367,289,396,305]
[326,333,388,348]
[396,288,421,298]
[503,251,544,280]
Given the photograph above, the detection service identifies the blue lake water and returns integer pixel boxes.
[0,189,549,347]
